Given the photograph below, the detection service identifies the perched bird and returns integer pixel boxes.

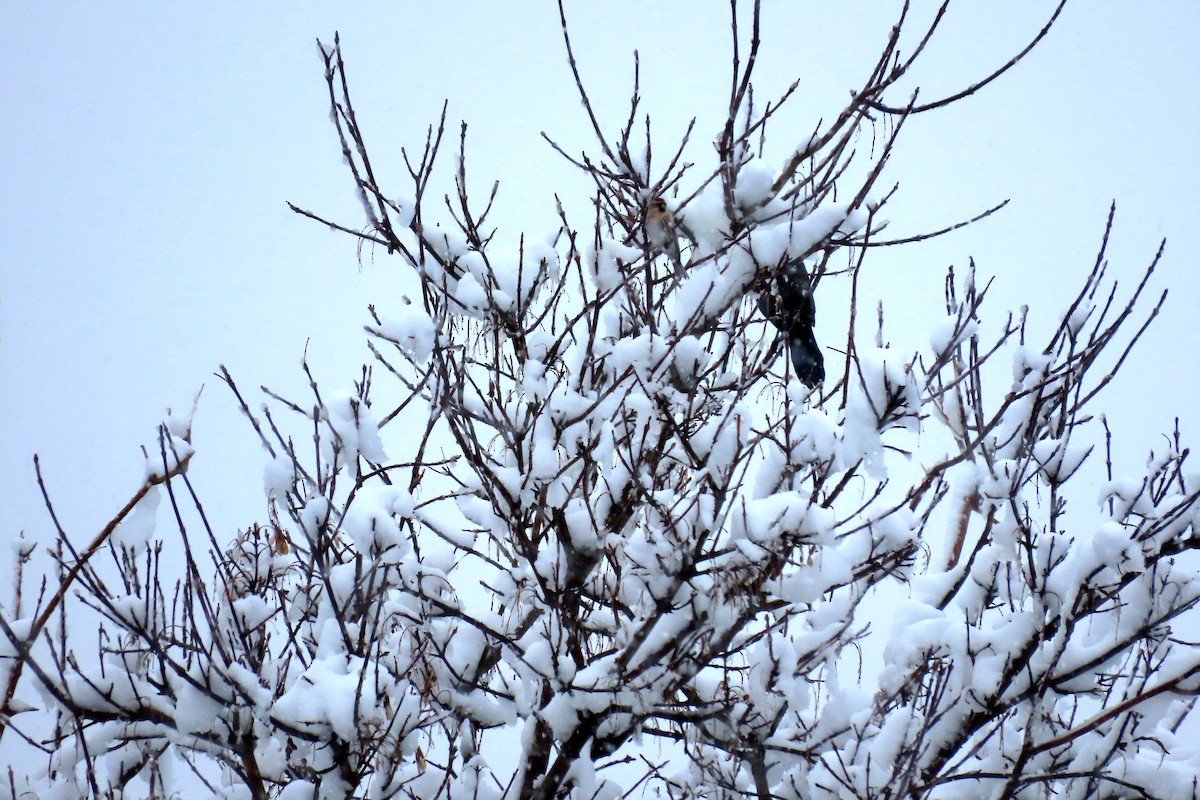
[644,197,684,277]
[758,258,824,388]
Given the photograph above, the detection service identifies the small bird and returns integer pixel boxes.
[644,197,684,277]
[758,258,824,388]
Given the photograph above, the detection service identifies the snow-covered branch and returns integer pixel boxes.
[5,3,1198,799]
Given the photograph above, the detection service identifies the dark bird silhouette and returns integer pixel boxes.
[758,258,824,388]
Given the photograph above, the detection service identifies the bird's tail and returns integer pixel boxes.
[788,328,825,388]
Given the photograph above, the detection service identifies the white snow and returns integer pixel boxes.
[323,391,387,465]
[369,300,437,362]
[111,484,160,552]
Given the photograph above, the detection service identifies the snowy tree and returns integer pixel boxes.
[4,3,1199,799]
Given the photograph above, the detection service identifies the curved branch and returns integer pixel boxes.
[866,0,1070,115]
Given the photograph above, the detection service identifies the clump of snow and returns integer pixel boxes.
[539,690,582,742]
[1064,298,1094,336]
[746,222,792,266]
[788,205,863,255]
[1011,345,1052,390]
[112,485,160,553]
[790,409,840,465]
[1089,520,1143,574]
[145,433,194,480]
[671,254,758,330]
[263,453,295,499]
[163,399,198,441]
[342,483,415,558]
[369,300,436,362]
[679,184,732,253]
[671,335,708,387]
[10,532,35,559]
[391,195,416,228]
[323,391,386,466]
[928,312,978,354]
[485,240,561,315]
[1097,476,1153,519]
[271,655,382,742]
[232,595,274,632]
[840,348,919,477]
[453,271,490,319]
[427,223,470,265]
[730,491,828,546]
[173,679,227,737]
[734,158,778,211]
[1032,436,1091,483]
[590,238,641,294]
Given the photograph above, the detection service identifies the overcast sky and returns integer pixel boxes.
[2,3,1197,555]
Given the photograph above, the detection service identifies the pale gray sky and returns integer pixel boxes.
[2,3,1197,550]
